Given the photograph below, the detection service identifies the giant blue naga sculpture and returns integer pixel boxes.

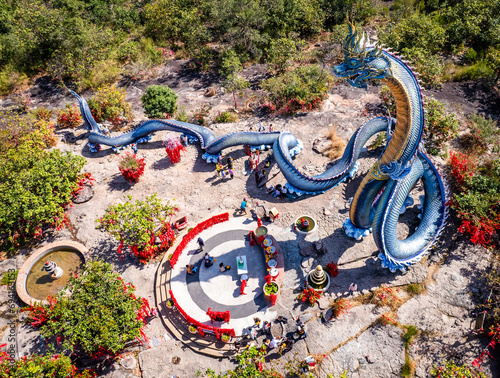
[69,21,448,272]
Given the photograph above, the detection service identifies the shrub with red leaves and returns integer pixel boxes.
[118,152,146,183]
[448,150,500,248]
[297,287,322,307]
[56,103,82,128]
[326,262,339,277]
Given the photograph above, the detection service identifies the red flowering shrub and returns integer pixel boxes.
[118,152,146,183]
[326,262,339,277]
[97,194,178,263]
[448,150,500,248]
[0,352,96,377]
[371,284,403,310]
[56,103,82,128]
[380,312,399,326]
[297,287,322,306]
[332,297,351,318]
[163,136,186,164]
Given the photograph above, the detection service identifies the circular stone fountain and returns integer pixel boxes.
[307,265,330,291]
[294,215,317,234]
[16,241,86,305]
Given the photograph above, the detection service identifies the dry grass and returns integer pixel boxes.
[370,284,404,311]
[327,123,346,160]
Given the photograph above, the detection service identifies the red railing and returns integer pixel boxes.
[169,213,229,268]
[169,290,235,339]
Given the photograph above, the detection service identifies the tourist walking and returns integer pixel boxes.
[349,282,358,296]
[228,168,234,179]
[197,237,204,251]
[258,121,266,132]
[241,198,248,214]
[216,163,222,177]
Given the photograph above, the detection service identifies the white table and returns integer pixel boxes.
[236,255,248,276]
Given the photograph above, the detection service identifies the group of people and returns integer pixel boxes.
[216,155,235,181]
[267,184,287,198]
[186,237,230,274]
[249,122,275,133]
[233,316,306,356]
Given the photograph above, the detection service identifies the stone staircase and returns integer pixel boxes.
[155,235,235,358]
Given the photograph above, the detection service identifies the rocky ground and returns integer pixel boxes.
[0,61,499,377]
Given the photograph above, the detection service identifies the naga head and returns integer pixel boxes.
[333,20,391,89]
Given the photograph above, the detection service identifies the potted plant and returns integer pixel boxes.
[221,333,231,343]
[188,325,197,334]
[118,152,146,183]
[166,299,175,309]
[263,282,279,303]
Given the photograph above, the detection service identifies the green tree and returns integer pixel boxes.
[97,194,178,263]
[442,0,500,51]
[219,50,250,109]
[143,0,208,51]
[25,260,150,356]
[378,13,446,55]
[265,37,305,74]
[0,126,86,250]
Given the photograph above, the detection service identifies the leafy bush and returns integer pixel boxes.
[97,194,178,263]
[57,103,83,129]
[424,98,460,155]
[0,270,18,285]
[0,110,56,154]
[143,0,207,51]
[219,49,242,78]
[0,66,28,96]
[378,13,446,55]
[265,37,305,74]
[260,64,335,115]
[141,85,178,119]
[0,136,87,250]
[0,352,96,378]
[117,40,140,63]
[401,47,444,88]
[118,152,146,183]
[87,86,132,129]
[25,261,150,357]
[431,360,487,378]
[175,106,189,122]
[79,59,121,90]
[31,107,54,122]
[214,111,238,123]
[192,104,212,125]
